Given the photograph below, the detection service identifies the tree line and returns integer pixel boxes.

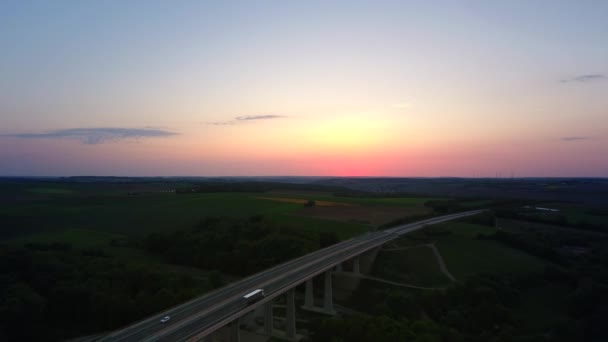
[0,243,211,341]
[139,215,336,276]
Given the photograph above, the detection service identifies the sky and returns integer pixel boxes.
[0,0,607,177]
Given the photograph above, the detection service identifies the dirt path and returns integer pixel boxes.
[427,243,456,282]
[381,244,426,252]
[381,243,457,282]
[334,271,445,290]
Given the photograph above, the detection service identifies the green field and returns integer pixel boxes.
[1,181,437,245]
[431,222,548,279]
[0,183,439,299]
[373,245,451,287]
[1,182,548,282]
[0,193,322,236]
[522,202,608,229]
[371,221,549,286]
[7,228,122,248]
[259,191,439,207]
[557,206,608,226]
[26,187,76,194]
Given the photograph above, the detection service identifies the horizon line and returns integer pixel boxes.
[1,175,607,179]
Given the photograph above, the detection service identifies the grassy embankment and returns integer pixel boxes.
[348,220,569,335]
[372,222,547,287]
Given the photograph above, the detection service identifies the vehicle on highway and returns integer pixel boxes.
[160,316,171,323]
[242,289,265,303]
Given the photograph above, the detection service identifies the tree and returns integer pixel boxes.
[319,232,339,248]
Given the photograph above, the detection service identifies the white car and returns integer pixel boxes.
[160,316,171,323]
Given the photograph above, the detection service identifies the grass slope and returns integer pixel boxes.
[373,245,451,287]
[432,222,548,279]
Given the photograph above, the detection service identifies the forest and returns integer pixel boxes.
[0,215,338,341]
[0,242,212,340]
[140,215,336,276]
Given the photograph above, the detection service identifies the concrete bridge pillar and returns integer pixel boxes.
[353,256,360,274]
[264,301,273,336]
[230,317,240,342]
[286,288,296,339]
[359,247,380,274]
[304,278,314,308]
[323,270,334,312]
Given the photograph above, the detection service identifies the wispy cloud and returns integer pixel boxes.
[2,127,178,144]
[207,114,287,126]
[560,74,606,83]
[206,121,236,126]
[236,115,286,121]
[561,136,591,142]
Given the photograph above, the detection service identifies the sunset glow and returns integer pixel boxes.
[1,1,607,177]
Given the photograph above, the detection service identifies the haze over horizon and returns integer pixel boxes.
[1,1,607,177]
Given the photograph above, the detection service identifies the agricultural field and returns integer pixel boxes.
[7,228,122,249]
[497,217,608,237]
[0,180,437,244]
[501,201,608,233]
[0,178,442,340]
[3,178,606,341]
[533,202,608,226]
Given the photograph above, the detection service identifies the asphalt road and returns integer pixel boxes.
[99,210,484,342]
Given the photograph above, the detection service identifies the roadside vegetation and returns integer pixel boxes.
[0,242,216,341]
[0,214,336,341]
[0,179,434,340]
[373,245,452,287]
[495,204,608,233]
[140,215,323,276]
[1,178,607,341]
[314,211,608,342]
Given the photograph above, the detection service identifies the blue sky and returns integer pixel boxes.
[1,1,607,176]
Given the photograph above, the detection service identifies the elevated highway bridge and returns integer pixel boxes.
[100,210,484,341]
